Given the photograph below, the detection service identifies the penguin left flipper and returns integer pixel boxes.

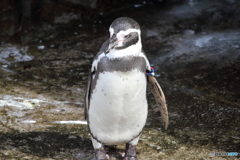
[147,74,169,130]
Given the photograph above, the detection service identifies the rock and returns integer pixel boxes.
[0,0,98,42]
[32,0,97,23]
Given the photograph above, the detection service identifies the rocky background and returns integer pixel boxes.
[0,0,240,159]
[0,0,158,42]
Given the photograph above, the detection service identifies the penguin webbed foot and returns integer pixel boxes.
[95,147,109,160]
[123,143,138,160]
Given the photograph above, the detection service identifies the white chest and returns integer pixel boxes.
[89,69,148,145]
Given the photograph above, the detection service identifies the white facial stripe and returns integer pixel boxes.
[109,28,141,38]
[116,28,141,37]
[109,27,114,37]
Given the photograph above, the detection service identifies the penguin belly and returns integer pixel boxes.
[89,69,148,145]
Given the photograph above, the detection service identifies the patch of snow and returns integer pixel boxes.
[0,93,84,110]
[22,120,37,123]
[0,95,44,110]
[2,65,8,68]
[184,29,195,35]
[134,4,144,8]
[195,36,213,48]
[0,45,33,65]
[0,99,34,110]
[37,45,45,50]
[50,120,87,125]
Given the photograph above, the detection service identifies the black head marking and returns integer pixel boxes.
[115,32,139,50]
[107,17,141,51]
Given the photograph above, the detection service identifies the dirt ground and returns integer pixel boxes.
[0,0,239,159]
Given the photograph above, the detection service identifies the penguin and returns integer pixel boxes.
[85,17,168,160]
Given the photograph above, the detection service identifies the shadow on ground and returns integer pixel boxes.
[0,131,94,159]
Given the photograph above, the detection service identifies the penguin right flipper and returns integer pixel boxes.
[147,75,169,130]
[84,72,92,120]
[84,39,110,120]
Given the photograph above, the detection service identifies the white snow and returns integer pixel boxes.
[22,120,37,123]
[51,120,87,125]
[195,36,213,48]
[0,95,43,110]
[0,45,33,65]
[37,45,45,50]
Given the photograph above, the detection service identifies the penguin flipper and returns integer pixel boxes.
[84,40,110,120]
[84,72,92,120]
[147,75,169,130]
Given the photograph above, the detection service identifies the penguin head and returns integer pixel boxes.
[106,17,141,53]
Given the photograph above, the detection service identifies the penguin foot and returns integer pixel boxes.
[123,143,138,160]
[95,147,109,160]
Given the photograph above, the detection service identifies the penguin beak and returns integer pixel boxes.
[105,34,124,54]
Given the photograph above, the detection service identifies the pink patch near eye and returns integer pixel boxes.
[117,34,125,41]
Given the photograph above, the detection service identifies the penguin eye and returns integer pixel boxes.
[124,34,131,39]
